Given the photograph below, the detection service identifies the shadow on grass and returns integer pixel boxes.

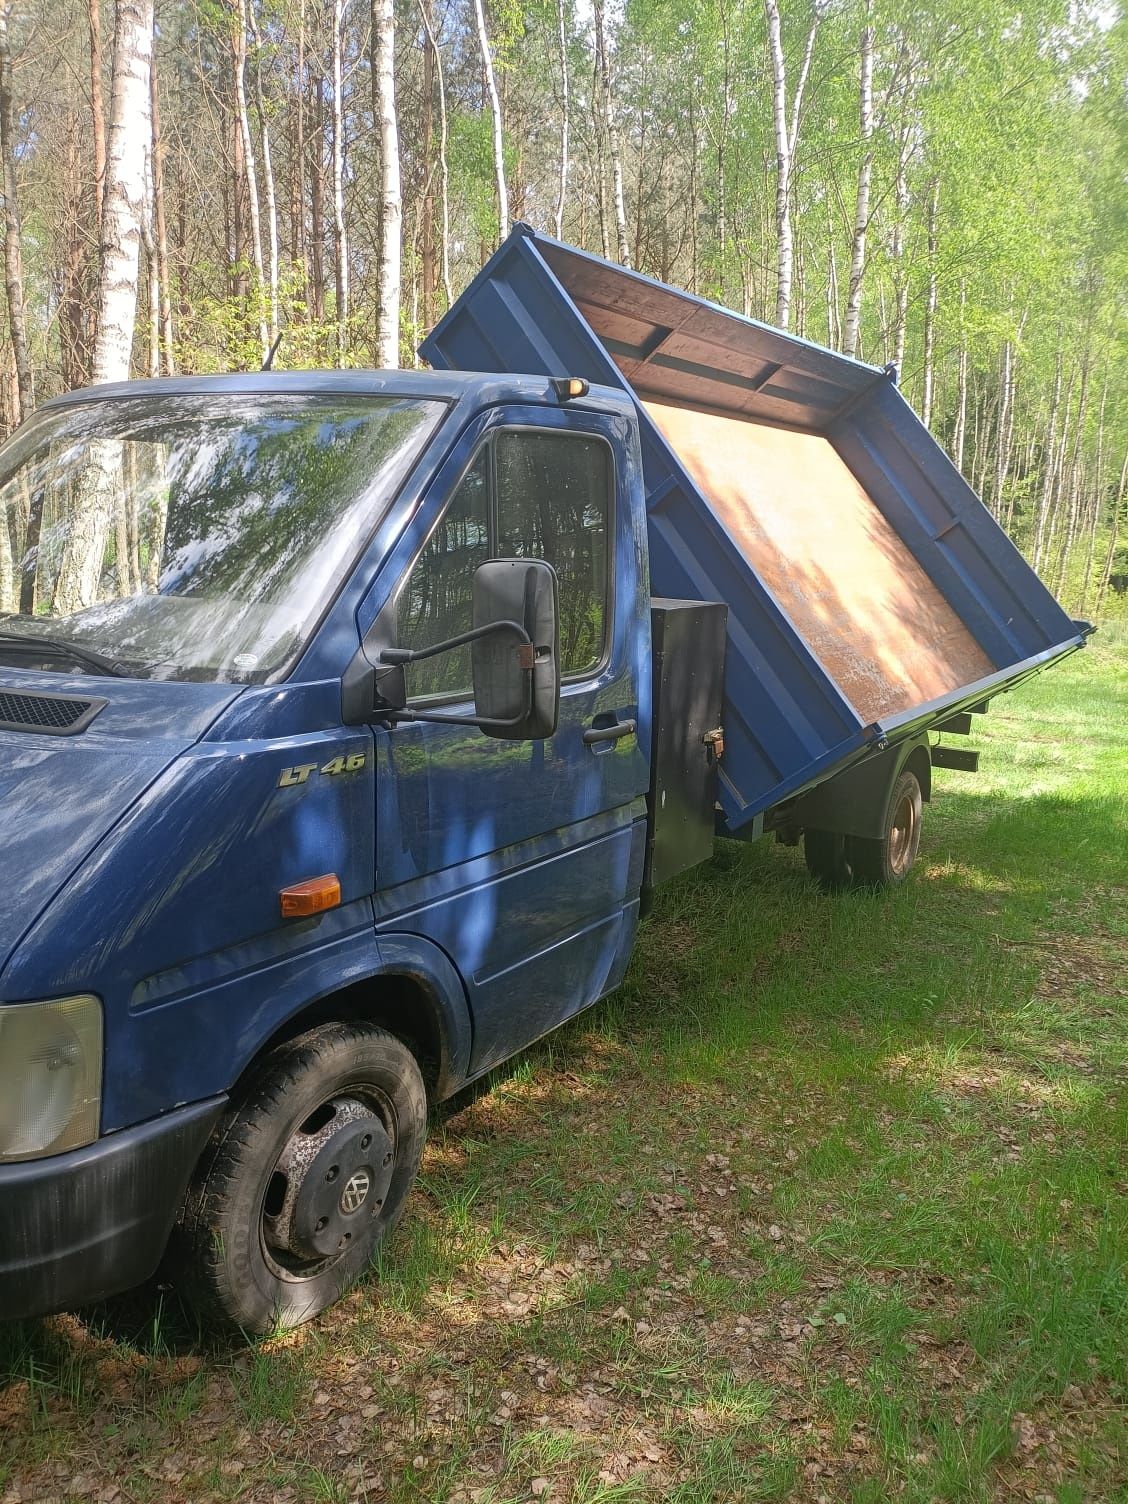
[2,778,1123,1403]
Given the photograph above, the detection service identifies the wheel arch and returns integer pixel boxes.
[231,938,473,1104]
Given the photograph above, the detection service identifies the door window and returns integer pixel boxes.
[494,431,610,677]
[400,428,612,701]
[397,448,490,699]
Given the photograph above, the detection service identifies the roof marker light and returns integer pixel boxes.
[552,377,590,401]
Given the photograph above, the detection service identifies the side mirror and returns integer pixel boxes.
[472,559,560,740]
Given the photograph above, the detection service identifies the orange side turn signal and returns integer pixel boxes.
[280,873,342,919]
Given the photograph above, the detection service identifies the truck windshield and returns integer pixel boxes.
[0,392,441,683]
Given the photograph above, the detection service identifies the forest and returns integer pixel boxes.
[0,0,1125,617]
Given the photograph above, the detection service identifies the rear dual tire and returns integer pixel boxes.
[803,770,923,890]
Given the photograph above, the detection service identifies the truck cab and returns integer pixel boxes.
[0,370,655,1330]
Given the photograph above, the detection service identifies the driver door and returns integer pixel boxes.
[372,406,650,1076]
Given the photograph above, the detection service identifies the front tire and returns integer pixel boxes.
[168,1022,427,1333]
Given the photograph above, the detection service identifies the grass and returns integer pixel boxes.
[1,626,1125,1502]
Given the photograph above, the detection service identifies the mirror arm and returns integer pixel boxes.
[381,617,536,731]
[379,619,531,666]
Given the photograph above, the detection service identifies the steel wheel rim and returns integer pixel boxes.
[259,1086,397,1284]
[888,793,918,876]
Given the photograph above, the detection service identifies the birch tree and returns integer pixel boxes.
[53,0,154,614]
[232,0,269,363]
[474,0,508,244]
[841,3,874,359]
[372,0,400,366]
[593,0,629,266]
[332,0,349,356]
[764,0,819,329]
[554,0,569,239]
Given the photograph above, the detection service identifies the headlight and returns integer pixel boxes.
[0,996,103,1162]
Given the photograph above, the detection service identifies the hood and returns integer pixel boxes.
[0,669,242,978]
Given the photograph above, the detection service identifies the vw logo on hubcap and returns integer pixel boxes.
[340,1169,372,1214]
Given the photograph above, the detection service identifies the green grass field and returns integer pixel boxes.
[1,628,1125,1503]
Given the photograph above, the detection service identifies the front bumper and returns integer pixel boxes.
[0,1096,225,1321]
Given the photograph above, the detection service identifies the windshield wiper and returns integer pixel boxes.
[0,632,129,678]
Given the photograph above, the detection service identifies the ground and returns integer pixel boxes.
[1,628,1125,1504]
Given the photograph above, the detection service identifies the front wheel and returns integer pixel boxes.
[168,1022,427,1332]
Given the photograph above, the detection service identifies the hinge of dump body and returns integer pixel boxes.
[703,726,725,762]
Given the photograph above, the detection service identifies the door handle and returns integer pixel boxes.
[582,717,637,746]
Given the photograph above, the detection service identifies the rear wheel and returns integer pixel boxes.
[803,769,923,891]
[168,1022,427,1333]
[845,770,923,888]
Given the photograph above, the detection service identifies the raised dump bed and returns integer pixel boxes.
[421,226,1087,832]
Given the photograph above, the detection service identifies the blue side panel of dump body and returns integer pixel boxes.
[421,226,1086,830]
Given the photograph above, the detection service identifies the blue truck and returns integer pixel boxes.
[0,228,1085,1331]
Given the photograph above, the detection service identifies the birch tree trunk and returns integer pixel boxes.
[921,177,939,428]
[764,0,817,329]
[952,284,968,472]
[0,2,32,422]
[91,0,153,385]
[54,0,153,615]
[554,0,569,239]
[593,0,628,265]
[372,0,400,367]
[474,0,508,244]
[248,0,280,345]
[233,0,269,362]
[1032,351,1063,573]
[841,7,874,359]
[332,0,349,358]
[890,116,912,372]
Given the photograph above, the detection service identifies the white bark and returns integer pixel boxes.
[841,7,873,359]
[233,0,269,363]
[90,0,153,385]
[373,0,400,367]
[921,177,939,428]
[473,0,508,243]
[764,0,818,329]
[54,0,153,614]
[554,0,569,239]
[593,0,628,266]
[332,0,349,357]
[248,0,279,345]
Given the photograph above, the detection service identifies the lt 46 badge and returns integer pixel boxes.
[278,752,367,787]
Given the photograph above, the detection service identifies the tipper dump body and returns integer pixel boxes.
[421,225,1087,832]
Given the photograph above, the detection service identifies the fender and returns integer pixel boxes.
[112,924,474,1130]
[786,734,932,841]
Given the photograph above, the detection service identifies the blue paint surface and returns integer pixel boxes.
[0,371,650,1137]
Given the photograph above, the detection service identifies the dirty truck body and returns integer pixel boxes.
[0,229,1084,1330]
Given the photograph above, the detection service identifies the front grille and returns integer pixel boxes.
[0,688,106,736]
